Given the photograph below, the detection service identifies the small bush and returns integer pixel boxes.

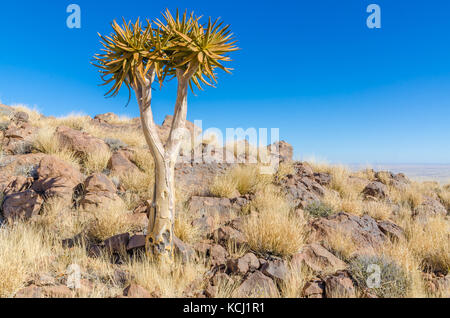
[12,141,33,155]
[349,255,410,298]
[0,122,9,131]
[305,201,335,218]
[104,138,128,152]
[210,173,238,198]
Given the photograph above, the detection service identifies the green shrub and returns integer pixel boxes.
[348,255,410,298]
[104,138,128,151]
[305,201,335,218]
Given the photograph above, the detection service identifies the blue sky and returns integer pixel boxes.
[0,0,449,164]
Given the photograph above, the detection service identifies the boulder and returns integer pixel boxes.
[13,111,29,123]
[31,156,83,200]
[302,280,325,298]
[173,236,196,263]
[123,284,152,298]
[41,285,74,298]
[107,150,140,175]
[104,233,130,253]
[15,285,43,298]
[2,189,43,220]
[208,244,229,267]
[55,126,109,157]
[267,141,293,162]
[413,197,447,220]
[80,173,122,210]
[260,259,288,282]
[227,253,259,275]
[94,113,119,124]
[126,234,146,251]
[292,243,347,273]
[3,175,34,195]
[213,226,246,246]
[324,271,356,298]
[362,181,388,200]
[234,271,279,298]
[279,162,325,209]
[188,196,239,221]
[309,212,388,257]
[377,220,406,242]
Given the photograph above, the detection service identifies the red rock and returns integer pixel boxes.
[31,155,83,200]
[362,181,388,200]
[56,126,109,157]
[126,235,146,251]
[235,271,279,298]
[303,280,325,298]
[324,271,356,298]
[2,189,43,220]
[309,212,388,257]
[15,285,43,298]
[108,150,140,175]
[104,233,130,253]
[261,259,287,282]
[292,243,347,273]
[80,173,122,210]
[41,285,74,298]
[123,284,152,298]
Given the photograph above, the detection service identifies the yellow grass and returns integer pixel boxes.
[32,127,80,169]
[82,147,111,175]
[84,125,147,148]
[321,230,360,261]
[125,256,208,298]
[242,187,306,257]
[130,148,155,174]
[210,173,238,198]
[0,222,53,297]
[81,200,133,241]
[280,263,314,298]
[210,164,273,198]
[403,216,450,273]
[174,209,201,245]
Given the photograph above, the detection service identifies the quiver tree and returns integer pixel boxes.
[93,9,238,259]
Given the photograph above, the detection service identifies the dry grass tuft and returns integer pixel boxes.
[81,200,133,241]
[32,127,80,168]
[117,170,154,201]
[174,208,202,245]
[82,147,111,175]
[210,173,238,198]
[85,125,146,149]
[403,216,450,273]
[210,165,273,198]
[242,187,306,257]
[0,222,53,297]
[130,148,155,174]
[280,263,314,298]
[125,255,208,298]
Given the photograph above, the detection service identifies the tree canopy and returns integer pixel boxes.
[93,9,239,99]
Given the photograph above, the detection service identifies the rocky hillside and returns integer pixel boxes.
[0,103,449,298]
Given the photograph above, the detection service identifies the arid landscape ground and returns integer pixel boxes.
[0,103,448,298]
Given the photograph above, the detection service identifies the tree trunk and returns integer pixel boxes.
[134,66,197,260]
